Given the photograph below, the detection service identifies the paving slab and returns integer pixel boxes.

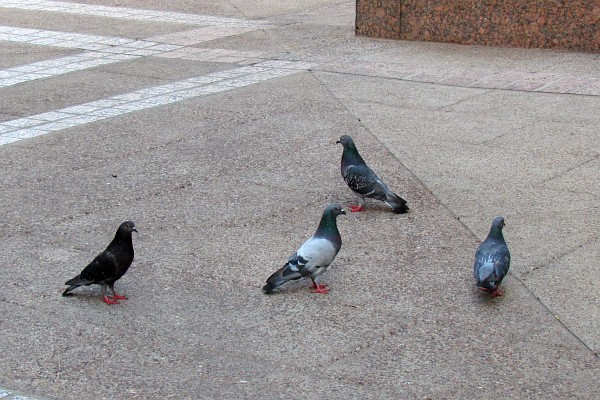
[363,44,565,72]
[229,0,352,20]
[71,0,242,17]
[0,1,598,399]
[525,239,600,353]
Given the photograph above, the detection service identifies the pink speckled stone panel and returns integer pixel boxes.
[356,0,402,39]
[356,0,600,52]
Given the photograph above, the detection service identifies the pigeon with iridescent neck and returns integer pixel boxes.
[263,203,346,294]
[337,135,409,213]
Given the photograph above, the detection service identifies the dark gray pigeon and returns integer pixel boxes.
[63,221,137,304]
[473,216,510,297]
[336,135,409,213]
[263,203,346,294]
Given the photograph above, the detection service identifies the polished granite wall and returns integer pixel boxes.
[356,0,600,52]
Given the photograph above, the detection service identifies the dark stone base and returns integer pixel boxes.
[356,0,600,52]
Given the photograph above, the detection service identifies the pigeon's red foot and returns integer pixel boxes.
[109,294,128,300]
[311,285,330,294]
[310,281,329,294]
[349,205,365,213]
[103,296,120,305]
[479,287,504,298]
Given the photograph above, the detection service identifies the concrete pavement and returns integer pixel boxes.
[0,1,598,399]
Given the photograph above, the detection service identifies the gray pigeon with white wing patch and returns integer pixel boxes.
[337,135,409,213]
[473,216,510,297]
[263,203,346,294]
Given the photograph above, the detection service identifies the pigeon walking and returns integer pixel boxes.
[473,216,510,297]
[63,221,137,305]
[336,135,409,213]
[263,203,346,294]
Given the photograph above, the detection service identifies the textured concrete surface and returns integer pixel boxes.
[0,1,598,399]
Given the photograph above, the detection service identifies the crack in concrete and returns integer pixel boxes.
[523,234,599,278]
[537,153,599,186]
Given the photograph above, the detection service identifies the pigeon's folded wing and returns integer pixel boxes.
[344,164,383,196]
[80,251,117,282]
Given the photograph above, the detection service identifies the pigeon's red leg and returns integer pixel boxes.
[310,279,329,294]
[349,205,365,212]
[490,288,504,298]
[108,284,128,300]
[103,295,120,305]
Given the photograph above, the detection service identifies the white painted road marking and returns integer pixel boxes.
[0,52,140,88]
[0,25,285,88]
[0,63,316,146]
[0,25,183,54]
[0,0,270,28]
[0,387,42,400]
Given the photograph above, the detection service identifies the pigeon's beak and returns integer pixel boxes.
[132,228,138,233]
[336,140,341,144]
[341,209,347,215]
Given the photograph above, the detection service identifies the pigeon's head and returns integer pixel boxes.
[326,203,347,217]
[488,216,505,239]
[118,221,138,235]
[491,216,505,230]
[336,135,355,148]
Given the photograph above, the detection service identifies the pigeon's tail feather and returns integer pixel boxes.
[64,274,92,286]
[62,287,76,296]
[385,192,409,214]
[476,263,497,289]
[63,275,94,295]
[262,282,279,294]
[262,263,302,294]
[263,273,286,294]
